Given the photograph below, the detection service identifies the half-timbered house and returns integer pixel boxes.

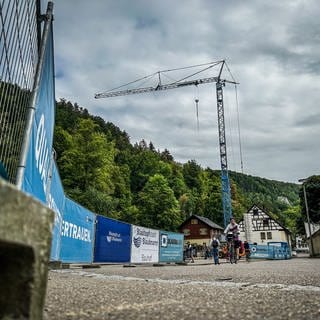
[238,205,292,246]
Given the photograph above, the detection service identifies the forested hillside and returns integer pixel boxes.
[53,99,301,235]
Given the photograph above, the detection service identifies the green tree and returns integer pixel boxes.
[79,186,119,219]
[230,182,246,221]
[55,99,81,131]
[58,118,116,211]
[202,173,224,226]
[299,175,320,224]
[137,174,182,231]
[53,125,73,162]
[182,160,202,190]
[111,164,134,220]
[281,205,301,236]
[168,163,188,199]
[179,192,196,218]
[160,148,174,161]
[129,144,164,194]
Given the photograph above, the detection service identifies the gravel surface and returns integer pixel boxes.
[44,257,320,319]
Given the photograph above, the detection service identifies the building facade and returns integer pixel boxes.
[178,215,224,245]
[305,222,320,256]
[238,205,292,246]
[310,229,320,256]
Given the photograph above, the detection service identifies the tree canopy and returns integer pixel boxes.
[299,176,320,224]
[53,99,302,236]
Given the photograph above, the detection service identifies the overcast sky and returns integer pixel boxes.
[50,0,320,183]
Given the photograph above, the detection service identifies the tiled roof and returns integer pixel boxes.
[193,215,224,230]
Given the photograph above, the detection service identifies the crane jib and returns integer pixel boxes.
[94,61,239,228]
[94,76,229,99]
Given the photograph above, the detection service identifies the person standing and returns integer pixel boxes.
[244,240,251,262]
[203,243,210,259]
[210,235,220,265]
[187,242,194,263]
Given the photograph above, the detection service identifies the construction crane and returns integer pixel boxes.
[95,60,238,227]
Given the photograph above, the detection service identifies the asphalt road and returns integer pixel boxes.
[44,256,320,320]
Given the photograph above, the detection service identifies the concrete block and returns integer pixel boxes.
[48,260,62,270]
[0,178,54,319]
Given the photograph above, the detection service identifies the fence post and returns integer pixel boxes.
[16,2,54,189]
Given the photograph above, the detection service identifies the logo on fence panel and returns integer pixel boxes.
[161,234,168,247]
[133,236,142,248]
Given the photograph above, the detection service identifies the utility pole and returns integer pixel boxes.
[298,178,315,257]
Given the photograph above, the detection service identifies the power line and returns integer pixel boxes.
[234,84,244,174]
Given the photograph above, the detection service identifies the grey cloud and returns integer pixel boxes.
[52,0,320,182]
[294,113,320,127]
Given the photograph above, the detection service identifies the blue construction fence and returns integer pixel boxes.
[52,195,184,264]
[18,19,184,265]
[40,159,185,264]
[249,242,291,260]
[94,215,184,264]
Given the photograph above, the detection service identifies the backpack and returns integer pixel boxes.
[211,239,219,248]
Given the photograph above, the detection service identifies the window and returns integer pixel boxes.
[199,228,208,235]
[191,219,198,224]
[183,229,190,236]
[253,208,259,217]
[267,232,272,239]
[263,218,269,228]
[260,232,266,240]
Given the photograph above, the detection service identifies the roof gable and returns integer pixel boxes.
[244,204,291,233]
[179,214,224,230]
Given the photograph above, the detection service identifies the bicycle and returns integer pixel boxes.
[226,233,237,264]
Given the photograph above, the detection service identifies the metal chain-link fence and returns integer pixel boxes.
[0,0,42,183]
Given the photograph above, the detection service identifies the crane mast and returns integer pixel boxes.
[216,80,232,226]
[95,60,237,227]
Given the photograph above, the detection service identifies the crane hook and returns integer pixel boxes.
[195,98,199,132]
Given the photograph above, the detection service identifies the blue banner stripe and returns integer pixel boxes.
[94,215,131,263]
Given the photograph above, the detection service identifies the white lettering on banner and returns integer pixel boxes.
[106,231,122,243]
[141,254,153,262]
[109,231,120,237]
[142,238,158,246]
[61,220,91,242]
[136,227,157,238]
[35,114,50,193]
[167,238,182,245]
[47,193,63,226]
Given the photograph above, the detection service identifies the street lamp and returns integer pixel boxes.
[298,178,315,257]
